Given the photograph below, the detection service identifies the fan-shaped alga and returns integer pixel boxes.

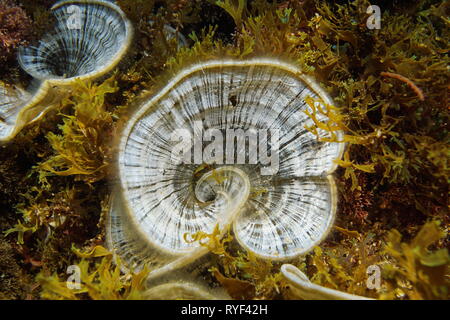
[0,0,448,300]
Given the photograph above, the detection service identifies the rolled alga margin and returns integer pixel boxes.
[0,0,32,64]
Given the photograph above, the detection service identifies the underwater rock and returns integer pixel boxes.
[107,58,344,294]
